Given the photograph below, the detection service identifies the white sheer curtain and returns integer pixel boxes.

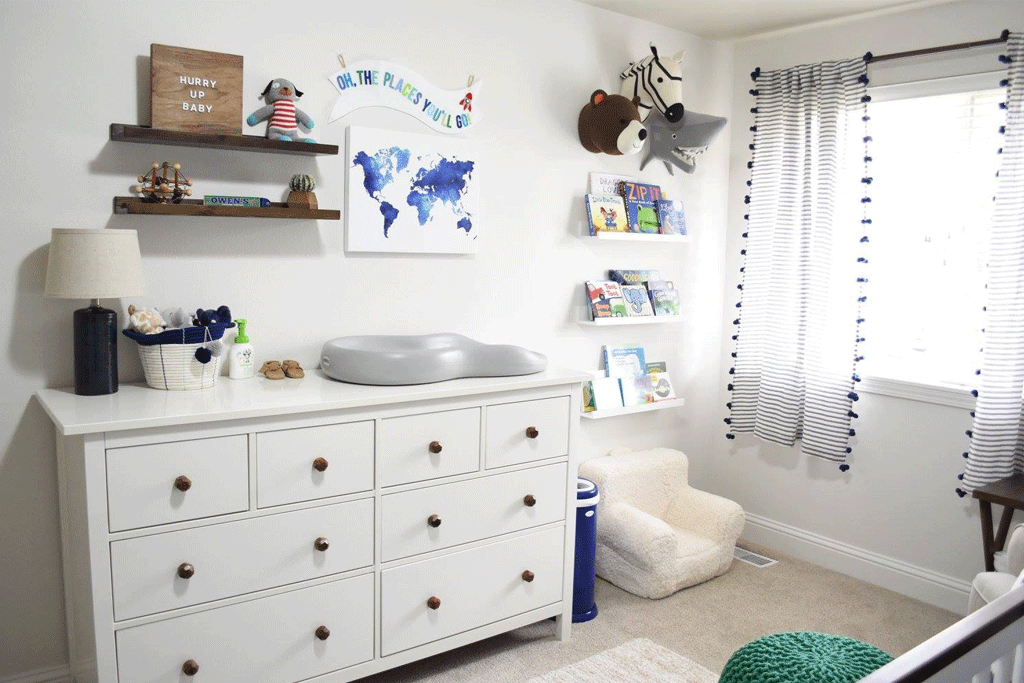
[961,33,1024,494]
[727,58,869,466]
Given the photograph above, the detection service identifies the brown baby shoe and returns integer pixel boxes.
[282,359,304,379]
[260,360,285,380]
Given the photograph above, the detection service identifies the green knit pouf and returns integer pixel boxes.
[719,632,894,683]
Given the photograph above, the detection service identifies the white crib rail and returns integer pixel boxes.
[861,583,1024,683]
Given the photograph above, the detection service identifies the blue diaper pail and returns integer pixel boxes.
[572,478,600,622]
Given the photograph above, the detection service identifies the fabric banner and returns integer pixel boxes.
[328,60,482,134]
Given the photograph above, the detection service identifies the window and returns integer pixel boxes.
[859,81,1003,389]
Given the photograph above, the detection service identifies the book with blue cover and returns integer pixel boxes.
[647,280,681,316]
[603,345,647,379]
[608,269,662,286]
[656,199,687,235]
[625,199,661,233]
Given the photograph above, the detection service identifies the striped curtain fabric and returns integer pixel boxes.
[961,33,1024,494]
[728,58,869,465]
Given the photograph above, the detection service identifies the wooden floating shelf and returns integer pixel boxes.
[110,124,339,156]
[113,197,340,220]
[578,316,682,327]
[581,399,685,420]
[586,232,690,243]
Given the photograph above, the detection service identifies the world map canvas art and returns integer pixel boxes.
[346,125,481,254]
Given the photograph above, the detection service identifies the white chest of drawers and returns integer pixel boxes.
[37,368,587,683]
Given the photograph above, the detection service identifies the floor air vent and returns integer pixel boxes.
[733,547,778,568]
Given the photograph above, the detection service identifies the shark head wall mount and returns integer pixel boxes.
[641,108,728,175]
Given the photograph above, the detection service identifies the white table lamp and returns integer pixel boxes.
[45,229,145,395]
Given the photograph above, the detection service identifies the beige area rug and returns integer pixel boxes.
[526,638,719,683]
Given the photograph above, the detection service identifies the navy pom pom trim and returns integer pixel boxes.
[195,347,213,364]
[839,464,850,472]
[956,488,967,498]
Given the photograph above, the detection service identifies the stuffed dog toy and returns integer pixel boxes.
[246,78,316,143]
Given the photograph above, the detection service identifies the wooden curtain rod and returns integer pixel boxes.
[866,30,1009,64]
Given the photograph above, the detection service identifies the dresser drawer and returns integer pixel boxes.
[485,397,570,469]
[379,408,480,487]
[116,573,373,683]
[110,498,373,621]
[381,527,564,656]
[106,435,249,533]
[381,463,567,562]
[256,421,374,508]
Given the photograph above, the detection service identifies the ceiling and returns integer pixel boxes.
[575,0,955,40]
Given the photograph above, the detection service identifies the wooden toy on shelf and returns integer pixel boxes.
[133,162,193,203]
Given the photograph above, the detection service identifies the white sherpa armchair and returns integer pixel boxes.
[969,523,1024,613]
[579,447,745,599]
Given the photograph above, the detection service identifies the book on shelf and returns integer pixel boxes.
[621,284,655,316]
[588,376,624,411]
[608,269,661,286]
[646,361,667,373]
[649,371,676,401]
[603,345,647,379]
[656,199,687,235]
[585,194,628,235]
[589,172,637,195]
[646,280,681,316]
[618,180,664,203]
[585,280,629,319]
[625,198,661,233]
[621,374,656,406]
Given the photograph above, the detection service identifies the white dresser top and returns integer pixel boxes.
[36,367,589,436]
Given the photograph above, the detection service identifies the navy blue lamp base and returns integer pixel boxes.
[73,305,118,396]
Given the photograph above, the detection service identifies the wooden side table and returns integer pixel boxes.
[972,474,1024,571]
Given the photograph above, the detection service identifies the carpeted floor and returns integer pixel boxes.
[357,544,960,682]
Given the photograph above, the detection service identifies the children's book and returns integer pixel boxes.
[621,284,655,316]
[585,194,628,235]
[608,269,661,286]
[603,345,647,379]
[657,199,687,235]
[625,199,661,233]
[589,172,637,196]
[649,371,676,401]
[618,180,664,203]
[647,280,680,316]
[621,374,656,406]
[590,377,624,410]
[582,382,597,412]
[646,361,668,373]
[586,281,629,318]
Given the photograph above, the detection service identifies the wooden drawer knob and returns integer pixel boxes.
[182,659,200,676]
[174,475,192,492]
[524,494,537,507]
[427,596,441,610]
[428,514,442,528]
[526,426,539,439]
[315,625,331,641]
[177,563,195,579]
[314,537,330,552]
[429,441,443,454]
[313,457,329,472]
[522,570,535,583]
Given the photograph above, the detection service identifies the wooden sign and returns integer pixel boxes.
[150,44,242,134]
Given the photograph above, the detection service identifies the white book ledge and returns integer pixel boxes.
[578,316,682,326]
[586,232,690,242]
[581,399,685,419]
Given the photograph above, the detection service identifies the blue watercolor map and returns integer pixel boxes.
[352,146,475,238]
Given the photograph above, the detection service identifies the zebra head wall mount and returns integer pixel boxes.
[619,44,686,123]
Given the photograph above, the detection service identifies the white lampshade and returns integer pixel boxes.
[45,229,145,300]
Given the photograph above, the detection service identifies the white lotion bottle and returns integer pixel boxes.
[229,318,256,379]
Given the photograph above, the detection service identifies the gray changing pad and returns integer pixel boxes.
[320,333,548,385]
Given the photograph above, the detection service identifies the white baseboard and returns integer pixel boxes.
[0,664,70,683]
[743,513,972,616]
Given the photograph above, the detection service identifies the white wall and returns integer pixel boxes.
[719,0,1024,614]
[0,1,732,678]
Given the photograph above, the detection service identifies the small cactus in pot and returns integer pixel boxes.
[286,174,318,210]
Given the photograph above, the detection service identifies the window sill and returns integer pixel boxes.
[858,375,975,410]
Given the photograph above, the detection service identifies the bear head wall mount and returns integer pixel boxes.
[577,90,647,156]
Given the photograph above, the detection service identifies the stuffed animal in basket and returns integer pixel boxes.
[246,78,316,143]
